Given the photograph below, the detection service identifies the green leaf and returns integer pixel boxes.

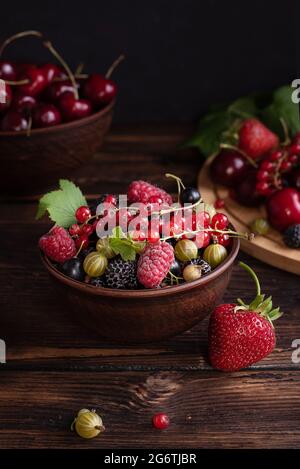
[261,85,300,138]
[109,237,136,261]
[36,180,87,228]
[228,96,258,118]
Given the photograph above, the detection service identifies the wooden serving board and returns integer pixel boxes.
[198,156,300,276]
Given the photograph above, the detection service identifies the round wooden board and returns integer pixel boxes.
[198,156,300,276]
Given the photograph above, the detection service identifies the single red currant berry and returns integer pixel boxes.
[75,235,89,250]
[217,233,230,247]
[280,160,292,172]
[152,413,170,430]
[75,206,91,223]
[288,154,299,165]
[69,223,81,236]
[193,231,210,249]
[260,160,274,172]
[214,198,225,209]
[288,143,300,155]
[256,181,272,196]
[81,224,94,236]
[131,230,147,241]
[148,195,163,204]
[256,170,269,182]
[269,150,283,161]
[211,213,229,230]
[105,194,117,206]
[147,231,160,243]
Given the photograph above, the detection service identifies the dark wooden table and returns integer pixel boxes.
[1,124,300,449]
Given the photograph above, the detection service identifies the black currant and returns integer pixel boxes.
[180,187,201,204]
[169,259,182,277]
[61,258,85,281]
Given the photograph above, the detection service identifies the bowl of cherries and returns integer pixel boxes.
[0,31,122,195]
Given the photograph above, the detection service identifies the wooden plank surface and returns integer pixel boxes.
[0,124,300,449]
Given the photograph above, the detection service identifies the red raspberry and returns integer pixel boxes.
[137,241,174,288]
[128,180,173,205]
[39,226,76,263]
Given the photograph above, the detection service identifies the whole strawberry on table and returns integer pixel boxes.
[187,85,300,249]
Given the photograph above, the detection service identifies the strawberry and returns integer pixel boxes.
[208,262,282,371]
[239,118,279,160]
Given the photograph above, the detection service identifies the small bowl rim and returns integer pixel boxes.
[41,235,240,298]
[0,98,115,137]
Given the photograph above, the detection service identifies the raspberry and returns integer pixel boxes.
[39,226,76,263]
[128,180,173,205]
[137,241,174,288]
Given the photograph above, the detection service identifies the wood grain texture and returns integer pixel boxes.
[0,371,299,449]
[0,124,299,449]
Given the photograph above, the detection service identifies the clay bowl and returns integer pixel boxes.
[0,99,115,195]
[41,236,240,344]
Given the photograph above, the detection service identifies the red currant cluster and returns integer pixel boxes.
[0,30,121,132]
[256,140,300,196]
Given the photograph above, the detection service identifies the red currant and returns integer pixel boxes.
[211,213,229,230]
[280,160,292,172]
[193,231,210,249]
[105,194,117,206]
[75,206,91,223]
[148,195,163,204]
[214,198,225,209]
[81,224,94,236]
[147,231,160,243]
[256,181,272,196]
[75,235,89,250]
[69,223,81,236]
[131,230,147,242]
[216,233,230,247]
[288,143,300,155]
[152,413,170,430]
[288,154,299,165]
[256,170,269,182]
[260,160,274,172]
[269,150,283,161]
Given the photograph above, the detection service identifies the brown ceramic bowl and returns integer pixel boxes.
[41,236,240,343]
[0,99,115,195]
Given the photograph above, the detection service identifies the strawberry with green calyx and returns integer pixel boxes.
[208,262,283,372]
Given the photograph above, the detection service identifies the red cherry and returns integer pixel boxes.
[152,413,170,430]
[11,91,36,114]
[42,63,64,84]
[75,206,91,223]
[193,231,210,249]
[0,110,28,131]
[83,74,117,106]
[235,170,264,206]
[45,80,77,102]
[75,235,89,250]
[0,61,17,80]
[211,213,229,230]
[214,198,225,209]
[0,82,12,112]
[33,104,62,128]
[59,92,92,122]
[210,150,249,187]
[69,224,81,236]
[19,66,47,96]
[266,188,300,231]
[81,224,94,236]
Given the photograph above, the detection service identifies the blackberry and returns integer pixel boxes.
[283,224,300,248]
[105,257,139,289]
[183,258,211,275]
[90,277,106,287]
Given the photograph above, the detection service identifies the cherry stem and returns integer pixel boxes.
[43,40,79,100]
[75,240,85,257]
[26,115,32,138]
[280,117,290,146]
[219,143,258,168]
[75,62,85,75]
[165,173,186,203]
[4,79,29,86]
[0,30,43,57]
[105,54,125,79]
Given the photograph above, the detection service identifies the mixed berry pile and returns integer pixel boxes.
[210,118,300,248]
[0,30,120,132]
[38,176,242,290]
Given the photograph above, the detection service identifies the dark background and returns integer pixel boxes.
[0,0,296,122]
